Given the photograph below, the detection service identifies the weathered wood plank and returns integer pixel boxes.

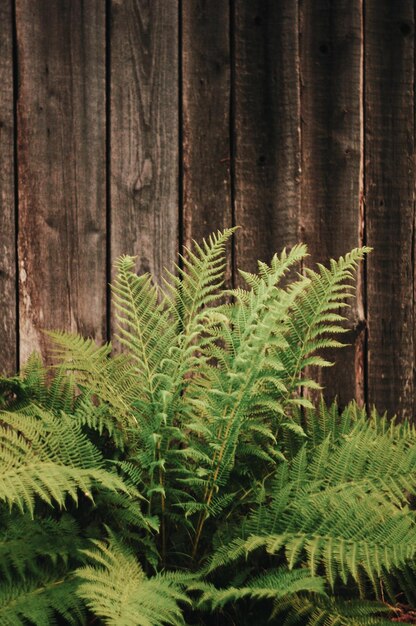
[110,0,178,292]
[299,0,364,406]
[233,0,301,277]
[16,0,107,364]
[0,0,16,374]
[365,0,415,419]
[182,0,232,276]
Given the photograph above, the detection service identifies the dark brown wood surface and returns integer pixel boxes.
[16,0,107,364]
[300,0,364,405]
[1,1,415,419]
[110,0,179,294]
[233,0,301,278]
[365,0,415,419]
[0,0,16,373]
[182,0,232,281]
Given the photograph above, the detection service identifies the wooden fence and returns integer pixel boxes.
[0,0,415,419]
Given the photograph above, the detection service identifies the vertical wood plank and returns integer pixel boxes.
[0,0,16,374]
[233,0,301,276]
[16,0,107,364]
[182,0,232,271]
[299,0,364,405]
[110,0,178,289]
[365,0,415,419]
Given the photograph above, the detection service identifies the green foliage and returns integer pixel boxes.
[77,537,190,626]
[193,568,325,611]
[0,575,83,626]
[2,229,415,624]
[207,405,416,586]
[0,356,145,625]
[273,595,394,626]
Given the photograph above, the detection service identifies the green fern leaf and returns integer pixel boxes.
[77,538,191,626]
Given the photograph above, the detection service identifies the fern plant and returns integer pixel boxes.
[0,356,153,625]
[2,229,416,624]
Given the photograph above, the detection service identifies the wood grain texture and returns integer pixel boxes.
[365,0,415,419]
[0,0,16,373]
[110,0,179,290]
[182,0,232,277]
[299,0,364,405]
[233,0,301,277]
[16,0,107,364]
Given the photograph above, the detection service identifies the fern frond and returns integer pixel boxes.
[48,332,139,427]
[77,538,191,626]
[112,256,175,403]
[282,247,371,391]
[0,513,81,582]
[195,567,325,610]
[0,408,132,514]
[166,227,236,328]
[237,243,308,293]
[208,427,416,589]
[0,575,84,626]
[1,462,131,514]
[273,594,394,626]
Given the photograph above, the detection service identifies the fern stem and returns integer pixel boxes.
[160,467,166,566]
[192,510,208,562]
[192,366,260,559]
